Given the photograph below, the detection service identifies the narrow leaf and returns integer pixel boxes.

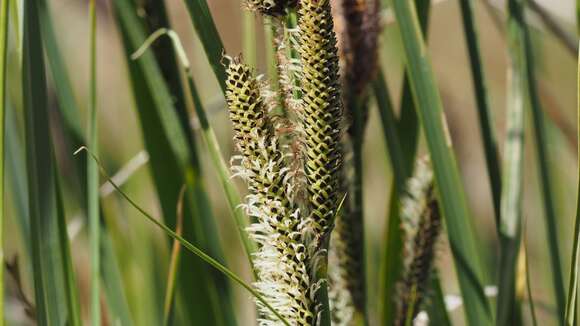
[565,41,580,326]
[0,0,9,322]
[22,1,80,323]
[181,0,226,91]
[87,1,100,324]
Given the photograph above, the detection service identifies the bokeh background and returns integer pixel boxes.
[5,0,579,324]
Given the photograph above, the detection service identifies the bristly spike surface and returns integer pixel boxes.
[297,0,344,236]
[395,157,442,326]
[225,56,315,325]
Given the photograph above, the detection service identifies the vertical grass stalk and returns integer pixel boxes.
[88,0,100,324]
[0,0,8,323]
[565,42,580,326]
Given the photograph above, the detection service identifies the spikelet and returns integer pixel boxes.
[395,157,442,326]
[225,57,315,325]
[245,0,297,16]
[296,0,344,236]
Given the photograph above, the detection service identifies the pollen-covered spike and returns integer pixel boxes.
[297,0,344,236]
[225,56,315,325]
[395,157,442,326]
[245,0,297,16]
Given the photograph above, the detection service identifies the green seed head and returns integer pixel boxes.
[297,0,344,235]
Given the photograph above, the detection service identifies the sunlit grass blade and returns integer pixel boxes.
[565,42,580,326]
[458,0,502,227]
[22,0,80,323]
[112,2,236,323]
[496,16,526,321]
[181,0,226,91]
[132,28,257,269]
[0,0,8,321]
[76,146,290,326]
[87,0,100,324]
[507,0,566,320]
[163,186,186,326]
[391,0,492,324]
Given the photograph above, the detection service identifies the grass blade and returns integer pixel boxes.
[163,186,185,326]
[507,0,566,320]
[181,0,226,91]
[77,147,290,326]
[112,3,237,323]
[565,42,580,326]
[22,1,80,323]
[87,0,100,324]
[458,0,502,227]
[0,0,8,322]
[497,16,526,321]
[391,0,492,324]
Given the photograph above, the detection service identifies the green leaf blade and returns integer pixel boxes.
[390,0,492,324]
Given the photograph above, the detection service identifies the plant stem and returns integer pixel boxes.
[0,1,8,324]
[88,0,100,324]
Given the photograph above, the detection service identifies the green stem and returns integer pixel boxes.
[242,11,256,67]
[88,0,100,324]
[0,1,8,324]
[565,42,580,326]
